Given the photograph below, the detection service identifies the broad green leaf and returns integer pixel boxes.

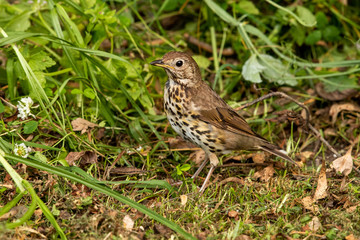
[316,11,328,29]
[118,15,131,27]
[241,55,265,83]
[323,25,341,42]
[259,54,297,86]
[71,89,83,95]
[296,6,316,27]
[83,88,96,99]
[23,121,38,134]
[180,164,191,172]
[324,76,359,92]
[28,51,56,71]
[34,151,47,163]
[4,11,31,32]
[290,25,305,46]
[204,0,238,26]
[305,30,322,45]
[237,0,260,15]
[193,55,211,69]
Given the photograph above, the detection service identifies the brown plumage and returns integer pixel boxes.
[151,51,296,193]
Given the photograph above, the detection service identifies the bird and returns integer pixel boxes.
[150,51,297,193]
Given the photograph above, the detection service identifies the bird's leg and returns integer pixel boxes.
[199,153,219,193]
[191,155,209,179]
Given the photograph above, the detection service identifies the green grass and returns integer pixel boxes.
[0,0,360,239]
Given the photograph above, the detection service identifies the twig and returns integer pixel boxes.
[183,33,234,56]
[236,91,360,175]
[237,91,310,127]
[308,124,340,157]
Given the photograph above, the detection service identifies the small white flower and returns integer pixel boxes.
[136,146,143,152]
[17,97,35,120]
[13,143,32,158]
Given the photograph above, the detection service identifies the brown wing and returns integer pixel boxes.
[198,107,265,140]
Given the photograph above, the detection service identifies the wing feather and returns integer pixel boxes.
[198,107,264,140]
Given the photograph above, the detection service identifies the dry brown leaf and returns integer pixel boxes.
[313,159,327,201]
[301,196,319,212]
[228,210,238,218]
[236,235,252,240]
[331,148,353,176]
[123,215,134,230]
[329,103,360,125]
[0,205,27,221]
[180,195,188,206]
[316,82,357,101]
[71,118,98,134]
[253,165,275,182]
[65,151,97,166]
[345,234,357,240]
[346,205,358,213]
[324,128,337,137]
[252,153,265,163]
[300,151,313,160]
[154,224,173,237]
[65,151,86,166]
[189,149,206,165]
[308,216,321,232]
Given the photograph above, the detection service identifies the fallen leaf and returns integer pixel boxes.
[316,82,357,101]
[71,118,98,134]
[155,224,173,237]
[345,234,357,240]
[236,235,252,240]
[313,159,327,201]
[123,215,134,230]
[330,148,353,176]
[189,149,206,165]
[252,153,265,163]
[324,128,337,137]
[253,165,275,182]
[228,210,238,218]
[299,151,314,160]
[346,205,358,213]
[180,195,188,206]
[65,152,85,166]
[308,216,321,232]
[65,151,98,166]
[329,103,360,125]
[0,205,27,221]
[301,196,319,212]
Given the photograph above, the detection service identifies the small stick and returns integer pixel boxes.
[236,91,360,175]
[236,91,310,127]
[183,33,234,56]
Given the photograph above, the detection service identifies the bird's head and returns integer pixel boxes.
[150,51,201,87]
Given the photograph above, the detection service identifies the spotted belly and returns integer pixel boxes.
[164,93,226,154]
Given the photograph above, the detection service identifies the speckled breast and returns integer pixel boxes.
[163,80,226,154]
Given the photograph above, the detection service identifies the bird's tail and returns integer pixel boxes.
[259,143,299,166]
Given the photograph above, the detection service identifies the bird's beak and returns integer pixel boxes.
[150,59,174,69]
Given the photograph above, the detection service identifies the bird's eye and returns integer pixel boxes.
[176,60,183,67]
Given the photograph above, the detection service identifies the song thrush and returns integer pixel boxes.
[151,51,296,193]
